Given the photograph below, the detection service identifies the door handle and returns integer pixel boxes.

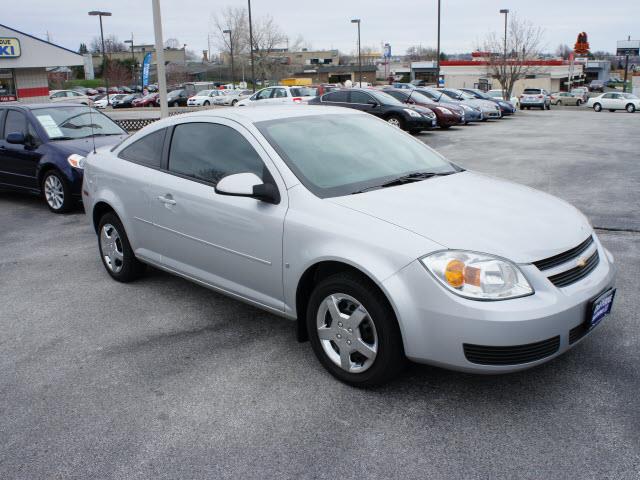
[157,195,176,205]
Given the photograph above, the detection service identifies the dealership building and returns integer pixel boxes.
[0,24,83,103]
[411,55,585,94]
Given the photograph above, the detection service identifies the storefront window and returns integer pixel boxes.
[0,69,17,102]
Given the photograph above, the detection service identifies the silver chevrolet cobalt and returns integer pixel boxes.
[82,106,616,386]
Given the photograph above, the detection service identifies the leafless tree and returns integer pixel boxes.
[164,38,181,49]
[481,13,544,99]
[90,34,127,54]
[250,15,287,80]
[288,34,312,52]
[556,44,572,59]
[406,45,438,61]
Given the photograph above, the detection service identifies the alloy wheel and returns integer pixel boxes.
[387,117,401,127]
[316,293,378,373]
[44,174,64,210]
[100,224,124,273]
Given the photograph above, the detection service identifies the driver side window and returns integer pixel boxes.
[256,89,272,100]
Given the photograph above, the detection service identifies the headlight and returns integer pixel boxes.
[67,154,85,169]
[436,106,452,114]
[420,251,533,300]
[404,108,422,118]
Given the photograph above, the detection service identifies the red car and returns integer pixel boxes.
[132,93,159,108]
[384,88,465,128]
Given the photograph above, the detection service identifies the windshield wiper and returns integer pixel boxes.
[351,171,456,194]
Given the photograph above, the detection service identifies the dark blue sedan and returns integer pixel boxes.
[0,103,127,213]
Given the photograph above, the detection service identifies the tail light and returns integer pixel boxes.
[537,95,543,98]
[293,97,302,103]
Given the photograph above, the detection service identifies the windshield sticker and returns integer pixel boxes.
[36,114,64,138]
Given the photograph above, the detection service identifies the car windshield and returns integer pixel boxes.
[407,91,433,104]
[256,114,456,198]
[441,90,462,99]
[368,90,404,106]
[418,89,442,101]
[487,91,503,98]
[32,106,126,140]
[289,87,317,97]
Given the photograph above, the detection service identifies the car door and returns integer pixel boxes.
[0,109,42,191]
[250,88,273,105]
[609,93,624,109]
[320,90,349,107]
[147,119,287,311]
[348,91,380,116]
[599,93,614,108]
[270,87,289,104]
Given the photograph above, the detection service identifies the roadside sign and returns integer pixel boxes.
[616,40,639,56]
[0,38,21,58]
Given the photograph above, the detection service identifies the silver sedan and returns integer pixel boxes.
[81,106,616,386]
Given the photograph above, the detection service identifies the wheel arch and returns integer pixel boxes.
[92,201,117,234]
[294,260,400,343]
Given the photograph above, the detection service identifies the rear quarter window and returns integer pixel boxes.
[118,128,166,168]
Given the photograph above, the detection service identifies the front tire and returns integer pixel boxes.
[231,99,238,106]
[203,100,210,106]
[97,212,146,282]
[576,99,582,106]
[42,170,72,213]
[593,103,602,112]
[306,272,406,387]
[626,104,636,113]
[386,114,405,130]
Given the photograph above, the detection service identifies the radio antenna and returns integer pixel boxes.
[87,102,97,154]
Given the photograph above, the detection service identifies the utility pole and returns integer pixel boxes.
[436,0,441,87]
[88,11,111,103]
[124,34,135,88]
[152,0,169,118]
[351,19,362,86]
[248,0,256,92]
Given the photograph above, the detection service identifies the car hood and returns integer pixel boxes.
[463,98,498,110]
[329,171,592,263]
[50,135,128,156]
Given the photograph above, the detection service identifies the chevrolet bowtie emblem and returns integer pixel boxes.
[576,257,587,268]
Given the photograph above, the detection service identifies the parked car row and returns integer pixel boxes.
[234,84,516,134]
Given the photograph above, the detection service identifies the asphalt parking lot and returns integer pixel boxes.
[1,108,639,479]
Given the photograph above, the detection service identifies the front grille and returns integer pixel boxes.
[463,336,560,366]
[547,250,599,288]
[533,236,594,271]
[569,323,589,344]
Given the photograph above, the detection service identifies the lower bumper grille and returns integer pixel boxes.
[463,336,561,366]
[569,323,590,344]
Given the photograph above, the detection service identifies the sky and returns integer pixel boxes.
[5,0,639,58]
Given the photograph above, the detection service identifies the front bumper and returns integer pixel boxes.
[382,237,617,373]
[406,117,437,130]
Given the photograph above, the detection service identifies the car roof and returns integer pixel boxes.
[151,105,367,128]
[0,102,91,110]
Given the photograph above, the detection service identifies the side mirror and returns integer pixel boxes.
[215,172,279,204]
[6,132,25,145]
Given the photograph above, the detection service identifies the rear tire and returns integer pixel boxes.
[556,101,562,106]
[576,99,582,106]
[97,212,146,283]
[306,272,406,387]
[593,103,602,112]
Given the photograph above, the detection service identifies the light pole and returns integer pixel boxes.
[499,9,509,99]
[223,29,235,89]
[435,0,441,87]
[88,10,111,103]
[124,34,136,89]
[351,19,361,86]
[151,0,168,118]
[248,0,256,92]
